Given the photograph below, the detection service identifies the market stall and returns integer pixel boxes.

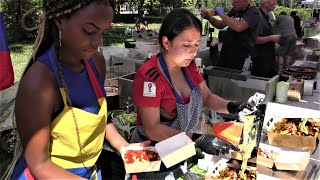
[96,35,320,178]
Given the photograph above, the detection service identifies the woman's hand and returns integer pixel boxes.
[123,140,151,149]
[120,140,151,154]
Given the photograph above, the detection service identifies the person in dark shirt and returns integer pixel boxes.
[290,11,302,39]
[201,0,261,70]
[275,11,298,72]
[313,9,319,20]
[251,0,279,78]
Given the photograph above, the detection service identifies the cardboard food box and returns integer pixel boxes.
[121,146,161,173]
[266,118,319,151]
[155,132,196,168]
[256,143,281,168]
[287,79,304,101]
[204,158,257,180]
[274,151,310,171]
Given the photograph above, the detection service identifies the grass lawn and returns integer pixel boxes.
[9,44,33,82]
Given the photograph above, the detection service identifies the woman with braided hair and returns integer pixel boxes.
[6,0,149,179]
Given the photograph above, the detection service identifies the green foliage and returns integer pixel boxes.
[274,5,312,19]
[2,0,41,43]
[201,0,233,13]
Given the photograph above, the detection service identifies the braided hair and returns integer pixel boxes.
[21,0,115,165]
[22,0,115,76]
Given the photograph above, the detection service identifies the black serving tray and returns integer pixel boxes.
[203,66,250,81]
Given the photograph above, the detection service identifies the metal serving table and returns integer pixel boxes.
[203,66,279,103]
[272,68,320,111]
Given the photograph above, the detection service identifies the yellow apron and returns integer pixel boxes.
[50,60,107,177]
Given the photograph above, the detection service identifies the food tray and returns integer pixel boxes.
[121,146,161,173]
[266,118,319,151]
[280,65,317,80]
[204,158,257,180]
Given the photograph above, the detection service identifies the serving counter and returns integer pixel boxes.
[200,65,319,180]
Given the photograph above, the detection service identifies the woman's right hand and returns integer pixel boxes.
[195,134,238,156]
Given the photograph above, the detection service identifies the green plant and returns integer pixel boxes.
[274,6,312,19]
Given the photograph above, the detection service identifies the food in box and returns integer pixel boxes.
[204,159,257,180]
[121,146,161,173]
[155,132,196,168]
[274,151,310,171]
[104,86,118,96]
[256,143,281,168]
[267,118,320,150]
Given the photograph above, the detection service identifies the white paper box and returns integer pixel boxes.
[274,151,310,171]
[155,132,196,168]
[257,143,281,168]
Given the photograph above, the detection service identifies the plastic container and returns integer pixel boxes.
[195,58,202,68]
[304,80,314,96]
[275,81,289,103]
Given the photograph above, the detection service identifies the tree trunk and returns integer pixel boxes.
[16,0,22,22]
[138,0,144,23]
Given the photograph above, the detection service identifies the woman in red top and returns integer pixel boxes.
[131,8,242,179]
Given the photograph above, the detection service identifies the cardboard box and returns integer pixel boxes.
[274,151,310,171]
[266,118,319,151]
[155,132,196,168]
[121,146,161,173]
[287,79,304,101]
[204,158,257,180]
[256,143,281,168]
[267,131,318,151]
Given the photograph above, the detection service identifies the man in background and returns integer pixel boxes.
[251,0,279,78]
[274,11,298,72]
[201,0,261,70]
[290,11,302,39]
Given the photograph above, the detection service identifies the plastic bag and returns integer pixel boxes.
[0,83,18,132]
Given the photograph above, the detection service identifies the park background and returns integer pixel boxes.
[1,0,315,81]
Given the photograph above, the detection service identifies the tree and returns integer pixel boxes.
[2,0,41,43]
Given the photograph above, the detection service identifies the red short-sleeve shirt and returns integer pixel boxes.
[133,54,204,126]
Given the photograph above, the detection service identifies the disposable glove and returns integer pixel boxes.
[214,6,224,16]
[194,134,238,156]
[227,101,247,115]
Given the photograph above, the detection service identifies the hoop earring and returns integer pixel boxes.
[58,28,62,48]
